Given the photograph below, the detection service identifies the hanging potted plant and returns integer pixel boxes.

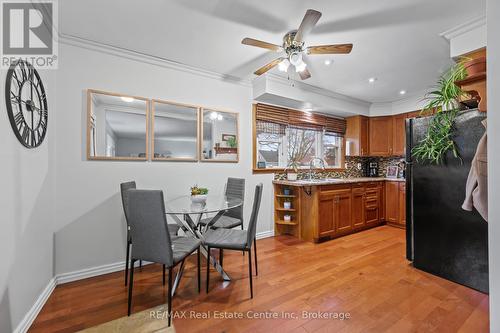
[412,61,469,164]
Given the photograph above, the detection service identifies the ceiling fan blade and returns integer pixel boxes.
[254,57,285,75]
[307,44,353,55]
[294,9,322,43]
[299,68,311,80]
[242,38,282,52]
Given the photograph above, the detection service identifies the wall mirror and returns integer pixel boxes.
[152,100,199,161]
[87,89,149,160]
[201,109,239,162]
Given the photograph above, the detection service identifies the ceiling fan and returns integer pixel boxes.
[241,9,353,80]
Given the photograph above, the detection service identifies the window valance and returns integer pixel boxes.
[255,103,346,135]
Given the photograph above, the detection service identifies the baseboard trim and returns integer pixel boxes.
[56,260,153,285]
[13,277,56,333]
[256,230,274,240]
[14,230,275,332]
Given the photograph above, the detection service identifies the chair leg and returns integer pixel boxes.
[127,259,136,316]
[254,238,258,276]
[167,268,173,327]
[206,247,210,293]
[248,250,253,299]
[197,247,201,293]
[125,240,131,286]
[219,249,224,268]
[163,264,166,286]
[241,224,245,255]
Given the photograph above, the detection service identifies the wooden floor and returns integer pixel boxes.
[30,226,489,333]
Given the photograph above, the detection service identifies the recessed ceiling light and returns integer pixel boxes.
[324,59,332,66]
[368,77,377,83]
[121,96,134,103]
[399,90,406,95]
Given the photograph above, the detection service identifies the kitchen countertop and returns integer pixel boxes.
[273,177,405,187]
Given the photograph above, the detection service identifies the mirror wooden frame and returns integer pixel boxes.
[199,108,240,163]
[86,89,150,161]
[151,99,200,162]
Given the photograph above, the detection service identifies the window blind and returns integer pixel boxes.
[255,103,346,135]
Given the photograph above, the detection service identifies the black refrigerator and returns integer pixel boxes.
[406,109,489,293]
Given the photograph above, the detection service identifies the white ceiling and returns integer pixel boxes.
[61,0,485,103]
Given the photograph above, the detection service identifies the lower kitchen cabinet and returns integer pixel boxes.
[319,189,352,237]
[385,181,406,228]
[274,180,400,243]
[351,187,365,228]
[398,182,406,226]
[365,184,382,225]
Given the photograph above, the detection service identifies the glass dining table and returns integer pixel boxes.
[164,195,243,295]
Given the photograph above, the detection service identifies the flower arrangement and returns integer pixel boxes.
[190,185,208,203]
[191,185,208,196]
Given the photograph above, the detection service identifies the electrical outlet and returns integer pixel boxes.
[357,163,362,170]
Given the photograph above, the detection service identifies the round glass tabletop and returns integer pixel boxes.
[165,195,243,214]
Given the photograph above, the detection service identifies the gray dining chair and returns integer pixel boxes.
[126,189,201,326]
[203,183,263,298]
[120,181,181,286]
[200,178,245,229]
[199,178,250,259]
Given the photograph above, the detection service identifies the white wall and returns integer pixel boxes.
[53,41,274,275]
[0,68,56,331]
[487,1,500,331]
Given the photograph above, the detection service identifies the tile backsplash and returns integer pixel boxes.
[273,156,405,180]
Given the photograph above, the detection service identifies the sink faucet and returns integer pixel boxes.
[309,157,326,180]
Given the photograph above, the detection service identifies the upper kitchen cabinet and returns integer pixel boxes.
[392,114,407,156]
[369,116,393,156]
[345,115,369,156]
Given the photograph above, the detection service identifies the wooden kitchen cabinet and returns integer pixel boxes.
[336,190,353,233]
[345,116,369,156]
[351,187,365,228]
[274,181,386,243]
[385,181,406,228]
[398,182,406,227]
[319,189,352,237]
[369,116,393,156]
[318,191,336,237]
[365,183,382,225]
[392,114,407,156]
[385,181,399,224]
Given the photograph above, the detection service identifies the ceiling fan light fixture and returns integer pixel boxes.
[295,61,307,73]
[278,59,290,72]
[289,52,303,66]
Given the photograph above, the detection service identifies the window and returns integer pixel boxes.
[322,133,343,168]
[255,126,344,170]
[253,103,346,172]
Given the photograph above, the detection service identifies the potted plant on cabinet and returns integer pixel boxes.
[284,160,300,181]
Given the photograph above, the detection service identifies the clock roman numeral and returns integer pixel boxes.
[12,70,23,88]
[21,125,29,143]
[14,112,24,128]
[19,61,28,81]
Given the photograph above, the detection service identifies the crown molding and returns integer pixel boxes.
[440,15,486,41]
[265,73,371,107]
[58,33,252,87]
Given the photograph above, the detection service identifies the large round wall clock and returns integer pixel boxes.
[5,59,48,148]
